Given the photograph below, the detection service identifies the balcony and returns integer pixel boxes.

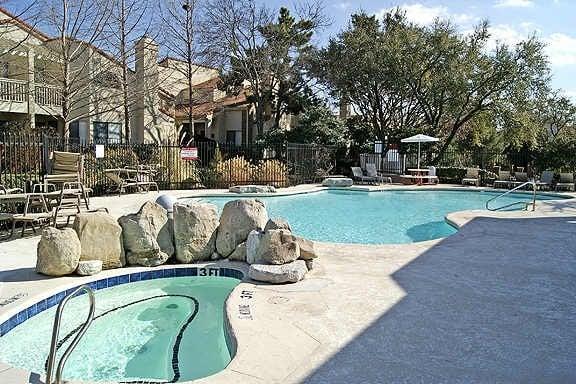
[0,78,62,114]
[0,78,27,103]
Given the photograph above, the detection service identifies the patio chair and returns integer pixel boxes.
[0,185,23,194]
[44,151,84,185]
[556,173,575,191]
[462,168,480,187]
[493,170,512,189]
[10,194,52,237]
[105,168,140,196]
[351,167,376,184]
[536,170,554,190]
[511,172,529,189]
[366,163,391,184]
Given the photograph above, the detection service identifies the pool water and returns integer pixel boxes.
[194,190,562,244]
[0,276,239,382]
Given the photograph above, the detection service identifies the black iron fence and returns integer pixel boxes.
[0,133,336,194]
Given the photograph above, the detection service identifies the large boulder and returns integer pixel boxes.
[216,199,268,257]
[246,230,264,264]
[118,202,173,267]
[173,202,219,263]
[36,227,81,276]
[264,218,292,232]
[257,229,300,265]
[76,260,103,276]
[322,177,353,187]
[228,242,247,262]
[293,236,317,260]
[248,260,308,284]
[73,212,125,269]
[229,185,276,193]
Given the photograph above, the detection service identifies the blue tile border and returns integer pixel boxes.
[0,267,244,337]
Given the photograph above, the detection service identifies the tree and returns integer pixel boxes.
[160,0,203,142]
[38,0,116,137]
[201,1,324,137]
[313,11,551,162]
[106,0,155,142]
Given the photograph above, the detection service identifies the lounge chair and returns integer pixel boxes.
[426,166,439,185]
[536,170,554,190]
[493,171,511,189]
[462,168,480,186]
[511,172,530,188]
[366,163,391,184]
[351,167,377,184]
[556,173,575,191]
[0,185,23,194]
[44,151,91,207]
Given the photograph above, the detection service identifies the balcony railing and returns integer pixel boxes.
[36,85,61,106]
[0,78,62,107]
[0,78,27,103]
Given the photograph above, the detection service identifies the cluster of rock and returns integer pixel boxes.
[36,198,317,284]
[228,185,276,194]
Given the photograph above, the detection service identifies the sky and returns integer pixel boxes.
[8,0,576,99]
[277,0,575,100]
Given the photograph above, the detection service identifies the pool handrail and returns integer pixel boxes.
[485,180,537,211]
[46,285,95,384]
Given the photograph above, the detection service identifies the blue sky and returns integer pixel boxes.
[282,0,576,99]
[9,0,576,98]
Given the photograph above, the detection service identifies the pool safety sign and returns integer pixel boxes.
[180,147,198,160]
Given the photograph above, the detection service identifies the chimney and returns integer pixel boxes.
[133,36,159,142]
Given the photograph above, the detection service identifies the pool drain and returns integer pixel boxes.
[166,303,178,309]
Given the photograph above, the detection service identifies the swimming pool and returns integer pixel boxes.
[0,273,240,382]
[192,189,565,244]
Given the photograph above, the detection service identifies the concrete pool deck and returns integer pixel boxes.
[0,184,575,383]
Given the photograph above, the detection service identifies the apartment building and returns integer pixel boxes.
[0,7,290,145]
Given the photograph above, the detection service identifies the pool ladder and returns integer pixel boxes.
[485,181,537,211]
[46,285,95,384]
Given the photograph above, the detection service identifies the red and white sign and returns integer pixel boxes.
[180,147,198,160]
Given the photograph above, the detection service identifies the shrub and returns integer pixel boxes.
[256,159,288,187]
[216,156,256,185]
[436,167,467,183]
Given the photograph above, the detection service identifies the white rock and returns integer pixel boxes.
[173,202,219,263]
[257,229,300,265]
[216,199,268,257]
[264,218,292,232]
[36,227,81,276]
[248,260,308,284]
[76,260,103,276]
[118,201,173,267]
[229,185,276,193]
[73,212,125,270]
[229,242,247,261]
[246,230,264,264]
[322,177,353,187]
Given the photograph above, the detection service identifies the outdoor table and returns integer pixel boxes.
[407,168,430,185]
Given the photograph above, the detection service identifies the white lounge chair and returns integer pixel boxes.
[462,168,480,186]
[351,167,376,184]
[536,170,554,190]
[493,171,511,189]
[366,164,391,184]
[556,173,574,191]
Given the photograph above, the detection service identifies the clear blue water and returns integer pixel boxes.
[0,277,239,382]
[192,190,564,244]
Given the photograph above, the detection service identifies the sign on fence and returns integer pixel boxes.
[95,145,105,158]
[180,147,198,160]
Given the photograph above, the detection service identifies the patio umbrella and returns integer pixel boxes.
[400,134,439,169]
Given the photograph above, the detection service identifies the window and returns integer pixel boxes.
[70,121,79,139]
[226,130,237,144]
[1,61,9,78]
[194,122,206,138]
[93,122,122,143]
